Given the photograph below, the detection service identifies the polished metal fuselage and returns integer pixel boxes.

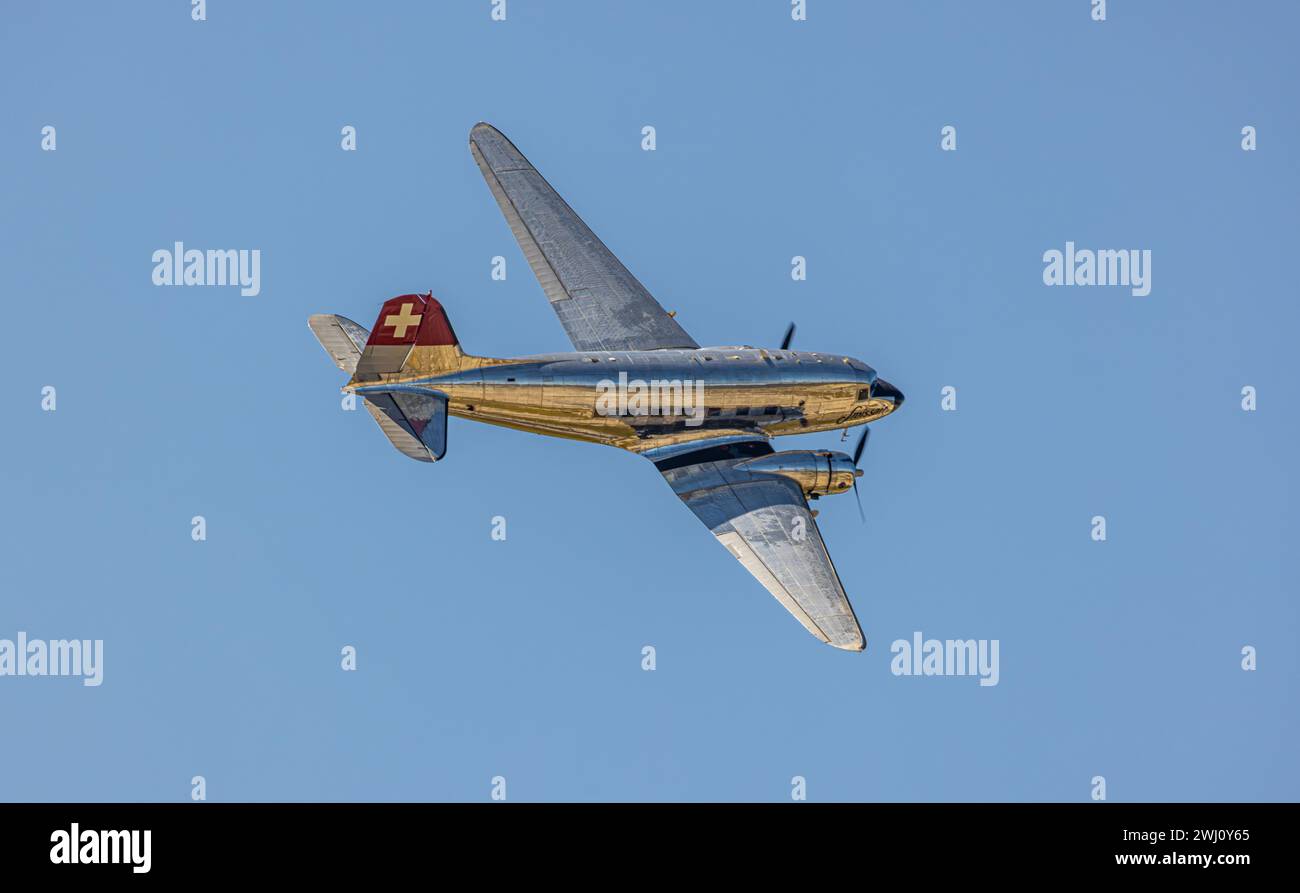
[358,346,900,454]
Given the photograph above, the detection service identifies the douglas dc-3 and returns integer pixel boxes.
[309,123,904,651]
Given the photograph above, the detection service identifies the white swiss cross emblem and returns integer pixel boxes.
[384,303,423,339]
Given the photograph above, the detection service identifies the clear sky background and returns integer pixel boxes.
[2,1,1295,802]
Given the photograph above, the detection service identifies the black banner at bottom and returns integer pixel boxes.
[0,802,1285,878]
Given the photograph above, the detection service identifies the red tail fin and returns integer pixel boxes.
[366,293,458,348]
[354,293,459,379]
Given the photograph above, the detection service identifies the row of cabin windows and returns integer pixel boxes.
[585,354,825,363]
[613,406,781,418]
[700,354,822,363]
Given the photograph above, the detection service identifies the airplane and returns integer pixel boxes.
[308,123,904,651]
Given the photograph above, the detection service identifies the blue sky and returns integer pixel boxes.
[1,1,1296,801]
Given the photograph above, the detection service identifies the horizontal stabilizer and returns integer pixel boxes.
[356,385,449,462]
[307,314,370,374]
[310,307,456,462]
[362,400,435,462]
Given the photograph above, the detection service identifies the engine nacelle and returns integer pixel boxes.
[734,449,860,498]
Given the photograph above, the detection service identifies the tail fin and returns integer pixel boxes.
[353,292,462,381]
[308,293,459,463]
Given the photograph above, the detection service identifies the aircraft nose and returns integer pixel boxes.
[872,378,905,409]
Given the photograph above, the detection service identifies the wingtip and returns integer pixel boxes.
[470,121,501,141]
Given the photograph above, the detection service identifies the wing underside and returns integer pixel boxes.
[652,439,865,651]
[469,122,698,353]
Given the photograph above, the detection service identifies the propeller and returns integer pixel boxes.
[779,322,796,351]
[850,426,869,523]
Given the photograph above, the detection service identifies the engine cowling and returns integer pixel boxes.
[734,450,860,498]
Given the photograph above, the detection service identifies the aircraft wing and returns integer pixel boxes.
[650,438,865,651]
[469,122,698,353]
